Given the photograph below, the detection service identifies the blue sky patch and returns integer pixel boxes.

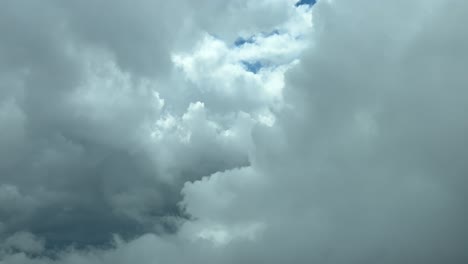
[234,29,280,47]
[241,61,263,74]
[234,36,256,47]
[295,0,316,7]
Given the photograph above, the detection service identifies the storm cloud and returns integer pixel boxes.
[1,0,467,263]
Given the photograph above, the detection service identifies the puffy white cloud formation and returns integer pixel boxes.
[1,0,467,263]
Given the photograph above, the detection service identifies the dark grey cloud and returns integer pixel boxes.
[1,0,467,263]
[0,0,265,249]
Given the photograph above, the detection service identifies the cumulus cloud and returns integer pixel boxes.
[2,232,45,255]
[1,0,467,263]
[0,0,282,247]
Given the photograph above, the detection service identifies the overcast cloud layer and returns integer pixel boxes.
[1,0,467,263]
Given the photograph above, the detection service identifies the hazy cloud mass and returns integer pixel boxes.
[0,0,467,263]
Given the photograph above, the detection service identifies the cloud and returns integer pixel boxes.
[176,1,468,263]
[2,232,45,255]
[1,0,467,263]
[0,0,292,248]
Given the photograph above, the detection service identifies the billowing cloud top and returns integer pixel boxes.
[0,0,467,263]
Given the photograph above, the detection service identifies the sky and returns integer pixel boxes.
[0,0,467,263]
